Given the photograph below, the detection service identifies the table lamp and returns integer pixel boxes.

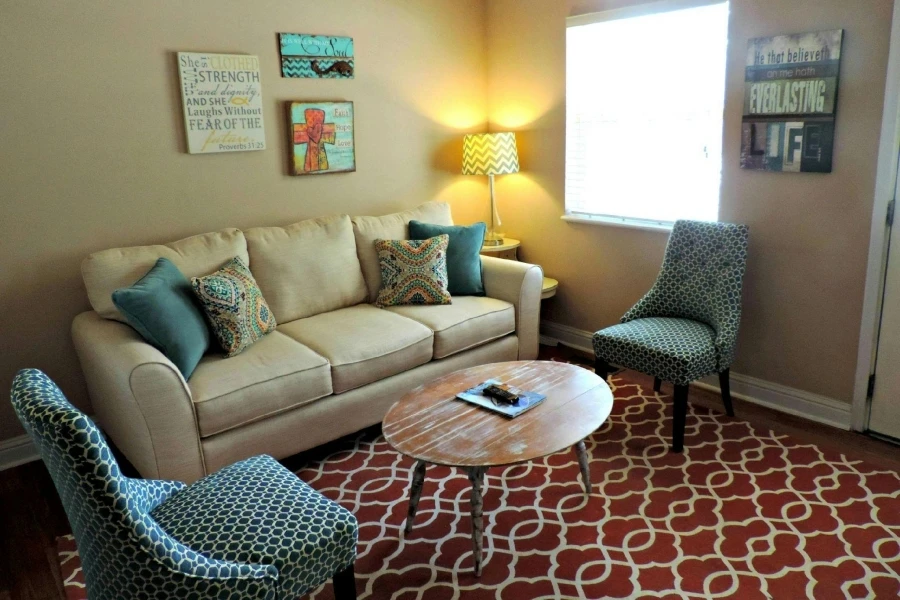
[462,132,520,246]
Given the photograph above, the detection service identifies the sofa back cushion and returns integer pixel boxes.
[352,202,453,302]
[82,229,249,323]
[245,214,367,322]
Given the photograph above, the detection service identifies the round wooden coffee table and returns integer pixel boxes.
[383,360,613,576]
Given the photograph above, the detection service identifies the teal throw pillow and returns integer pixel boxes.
[112,258,211,379]
[408,220,486,296]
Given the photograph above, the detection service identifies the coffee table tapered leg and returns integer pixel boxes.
[466,466,486,577]
[574,440,591,495]
[404,460,427,534]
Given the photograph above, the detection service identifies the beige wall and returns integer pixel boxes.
[0,0,490,441]
[487,0,893,403]
[1,0,892,445]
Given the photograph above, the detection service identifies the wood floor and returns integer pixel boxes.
[2,344,898,600]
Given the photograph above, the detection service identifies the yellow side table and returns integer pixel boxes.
[479,238,520,261]
[541,277,559,299]
[481,238,558,300]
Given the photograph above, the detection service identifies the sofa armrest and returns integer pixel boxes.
[71,311,206,482]
[481,256,543,360]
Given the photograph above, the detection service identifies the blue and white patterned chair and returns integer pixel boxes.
[10,369,359,600]
[592,220,749,452]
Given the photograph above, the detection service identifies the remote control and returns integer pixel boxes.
[483,384,519,405]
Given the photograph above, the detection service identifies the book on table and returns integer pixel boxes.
[456,379,546,418]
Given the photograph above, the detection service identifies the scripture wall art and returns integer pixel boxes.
[288,101,355,175]
[740,30,843,173]
[177,52,266,154]
[279,33,354,78]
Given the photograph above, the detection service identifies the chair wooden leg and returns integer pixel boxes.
[594,358,612,382]
[653,377,662,393]
[333,563,357,600]
[719,369,735,417]
[672,385,688,453]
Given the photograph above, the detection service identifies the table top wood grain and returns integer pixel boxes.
[383,361,613,467]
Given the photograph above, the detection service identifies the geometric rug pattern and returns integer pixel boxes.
[58,370,900,599]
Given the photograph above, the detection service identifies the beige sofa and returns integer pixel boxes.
[72,202,543,483]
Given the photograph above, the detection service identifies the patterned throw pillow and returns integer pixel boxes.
[191,257,276,356]
[374,235,452,307]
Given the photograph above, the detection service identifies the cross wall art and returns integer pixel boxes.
[287,101,356,176]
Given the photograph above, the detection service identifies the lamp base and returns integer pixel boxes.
[483,231,504,246]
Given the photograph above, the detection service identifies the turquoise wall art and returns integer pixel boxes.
[279,33,354,79]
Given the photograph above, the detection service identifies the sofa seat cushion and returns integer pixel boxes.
[278,305,434,394]
[385,297,515,359]
[189,331,332,437]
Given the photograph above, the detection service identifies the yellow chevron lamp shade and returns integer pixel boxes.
[462,132,519,245]
[462,132,520,176]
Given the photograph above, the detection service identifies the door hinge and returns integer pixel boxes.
[867,373,877,399]
[888,199,895,227]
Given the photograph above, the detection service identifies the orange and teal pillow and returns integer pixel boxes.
[191,257,276,356]
[374,235,452,307]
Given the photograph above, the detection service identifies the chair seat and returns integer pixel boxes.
[592,317,718,385]
[151,455,357,598]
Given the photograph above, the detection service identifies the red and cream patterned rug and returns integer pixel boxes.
[58,371,900,599]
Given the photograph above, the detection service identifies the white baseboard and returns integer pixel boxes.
[541,321,594,354]
[538,334,560,346]
[540,320,852,430]
[0,433,38,471]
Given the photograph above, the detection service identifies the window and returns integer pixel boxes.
[565,1,729,228]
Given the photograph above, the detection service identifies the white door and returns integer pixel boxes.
[870,199,900,439]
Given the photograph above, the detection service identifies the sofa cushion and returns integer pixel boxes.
[189,331,332,437]
[278,305,434,393]
[352,202,453,302]
[245,215,368,322]
[82,229,249,323]
[385,296,515,359]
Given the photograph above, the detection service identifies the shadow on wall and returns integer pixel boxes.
[0,256,92,440]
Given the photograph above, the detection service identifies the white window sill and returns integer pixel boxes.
[561,213,674,233]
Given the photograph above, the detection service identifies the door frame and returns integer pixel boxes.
[852,0,900,431]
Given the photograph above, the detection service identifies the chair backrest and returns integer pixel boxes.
[10,369,175,595]
[623,220,749,367]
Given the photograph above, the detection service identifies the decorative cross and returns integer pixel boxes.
[293,108,336,172]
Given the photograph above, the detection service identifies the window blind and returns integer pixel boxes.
[565,2,729,224]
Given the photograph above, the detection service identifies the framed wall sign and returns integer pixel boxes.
[740,30,843,173]
[177,52,266,154]
[279,33,354,79]
[287,101,355,175]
